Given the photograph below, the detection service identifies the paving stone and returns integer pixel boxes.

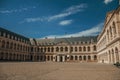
[0,62,120,80]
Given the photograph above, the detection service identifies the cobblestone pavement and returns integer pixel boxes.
[0,62,120,80]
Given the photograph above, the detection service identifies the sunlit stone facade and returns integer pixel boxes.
[0,27,31,61]
[0,27,97,62]
[97,6,120,64]
[30,37,97,62]
[0,6,120,63]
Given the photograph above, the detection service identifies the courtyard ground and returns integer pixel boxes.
[0,62,120,80]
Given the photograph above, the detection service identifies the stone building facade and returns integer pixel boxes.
[0,27,31,61]
[30,37,97,62]
[0,27,97,62]
[97,6,120,64]
[0,6,120,63]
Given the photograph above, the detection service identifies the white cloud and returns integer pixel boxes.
[21,3,87,23]
[0,6,36,14]
[0,10,12,14]
[104,0,113,4]
[47,12,72,21]
[25,18,44,23]
[65,3,86,12]
[59,20,73,26]
[41,22,104,39]
[47,3,87,21]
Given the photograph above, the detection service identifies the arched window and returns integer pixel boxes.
[88,55,91,60]
[17,44,19,50]
[23,45,25,51]
[0,52,3,60]
[79,47,82,51]
[14,43,16,50]
[48,47,50,52]
[107,30,109,40]
[37,47,39,52]
[6,41,9,48]
[75,47,77,52]
[83,46,86,51]
[75,56,77,60]
[41,47,43,52]
[65,47,68,52]
[60,47,63,52]
[51,56,53,61]
[83,56,86,60]
[47,56,50,61]
[113,22,116,35]
[110,26,112,37]
[31,47,33,52]
[93,45,96,51]
[65,56,67,61]
[20,45,22,50]
[10,42,13,49]
[27,46,29,52]
[51,47,54,52]
[79,56,82,60]
[88,46,90,51]
[115,47,119,62]
[56,47,59,52]
[44,47,46,52]
[70,47,73,52]
[70,56,73,60]
[2,40,5,48]
[25,46,27,52]
[94,55,97,60]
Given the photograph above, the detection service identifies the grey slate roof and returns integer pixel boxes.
[0,27,97,46]
[32,36,97,46]
[0,27,29,41]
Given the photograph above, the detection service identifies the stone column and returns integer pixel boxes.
[53,46,56,53]
[110,53,113,63]
[46,47,48,53]
[14,54,16,61]
[44,55,46,61]
[3,53,5,60]
[39,55,41,61]
[67,55,70,61]
[53,55,56,62]
[42,55,44,61]
[62,56,65,62]
[67,46,70,53]
[114,52,117,63]
[57,56,60,62]
[23,55,26,61]
[86,55,88,62]
[77,55,79,61]
[46,55,48,61]
[119,51,120,62]
[91,55,94,61]
[112,27,114,39]
[107,53,110,63]
[109,53,111,63]
[81,55,83,62]
[73,55,75,61]
[49,55,51,61]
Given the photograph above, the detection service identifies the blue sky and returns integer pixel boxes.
[0,0,118,38]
